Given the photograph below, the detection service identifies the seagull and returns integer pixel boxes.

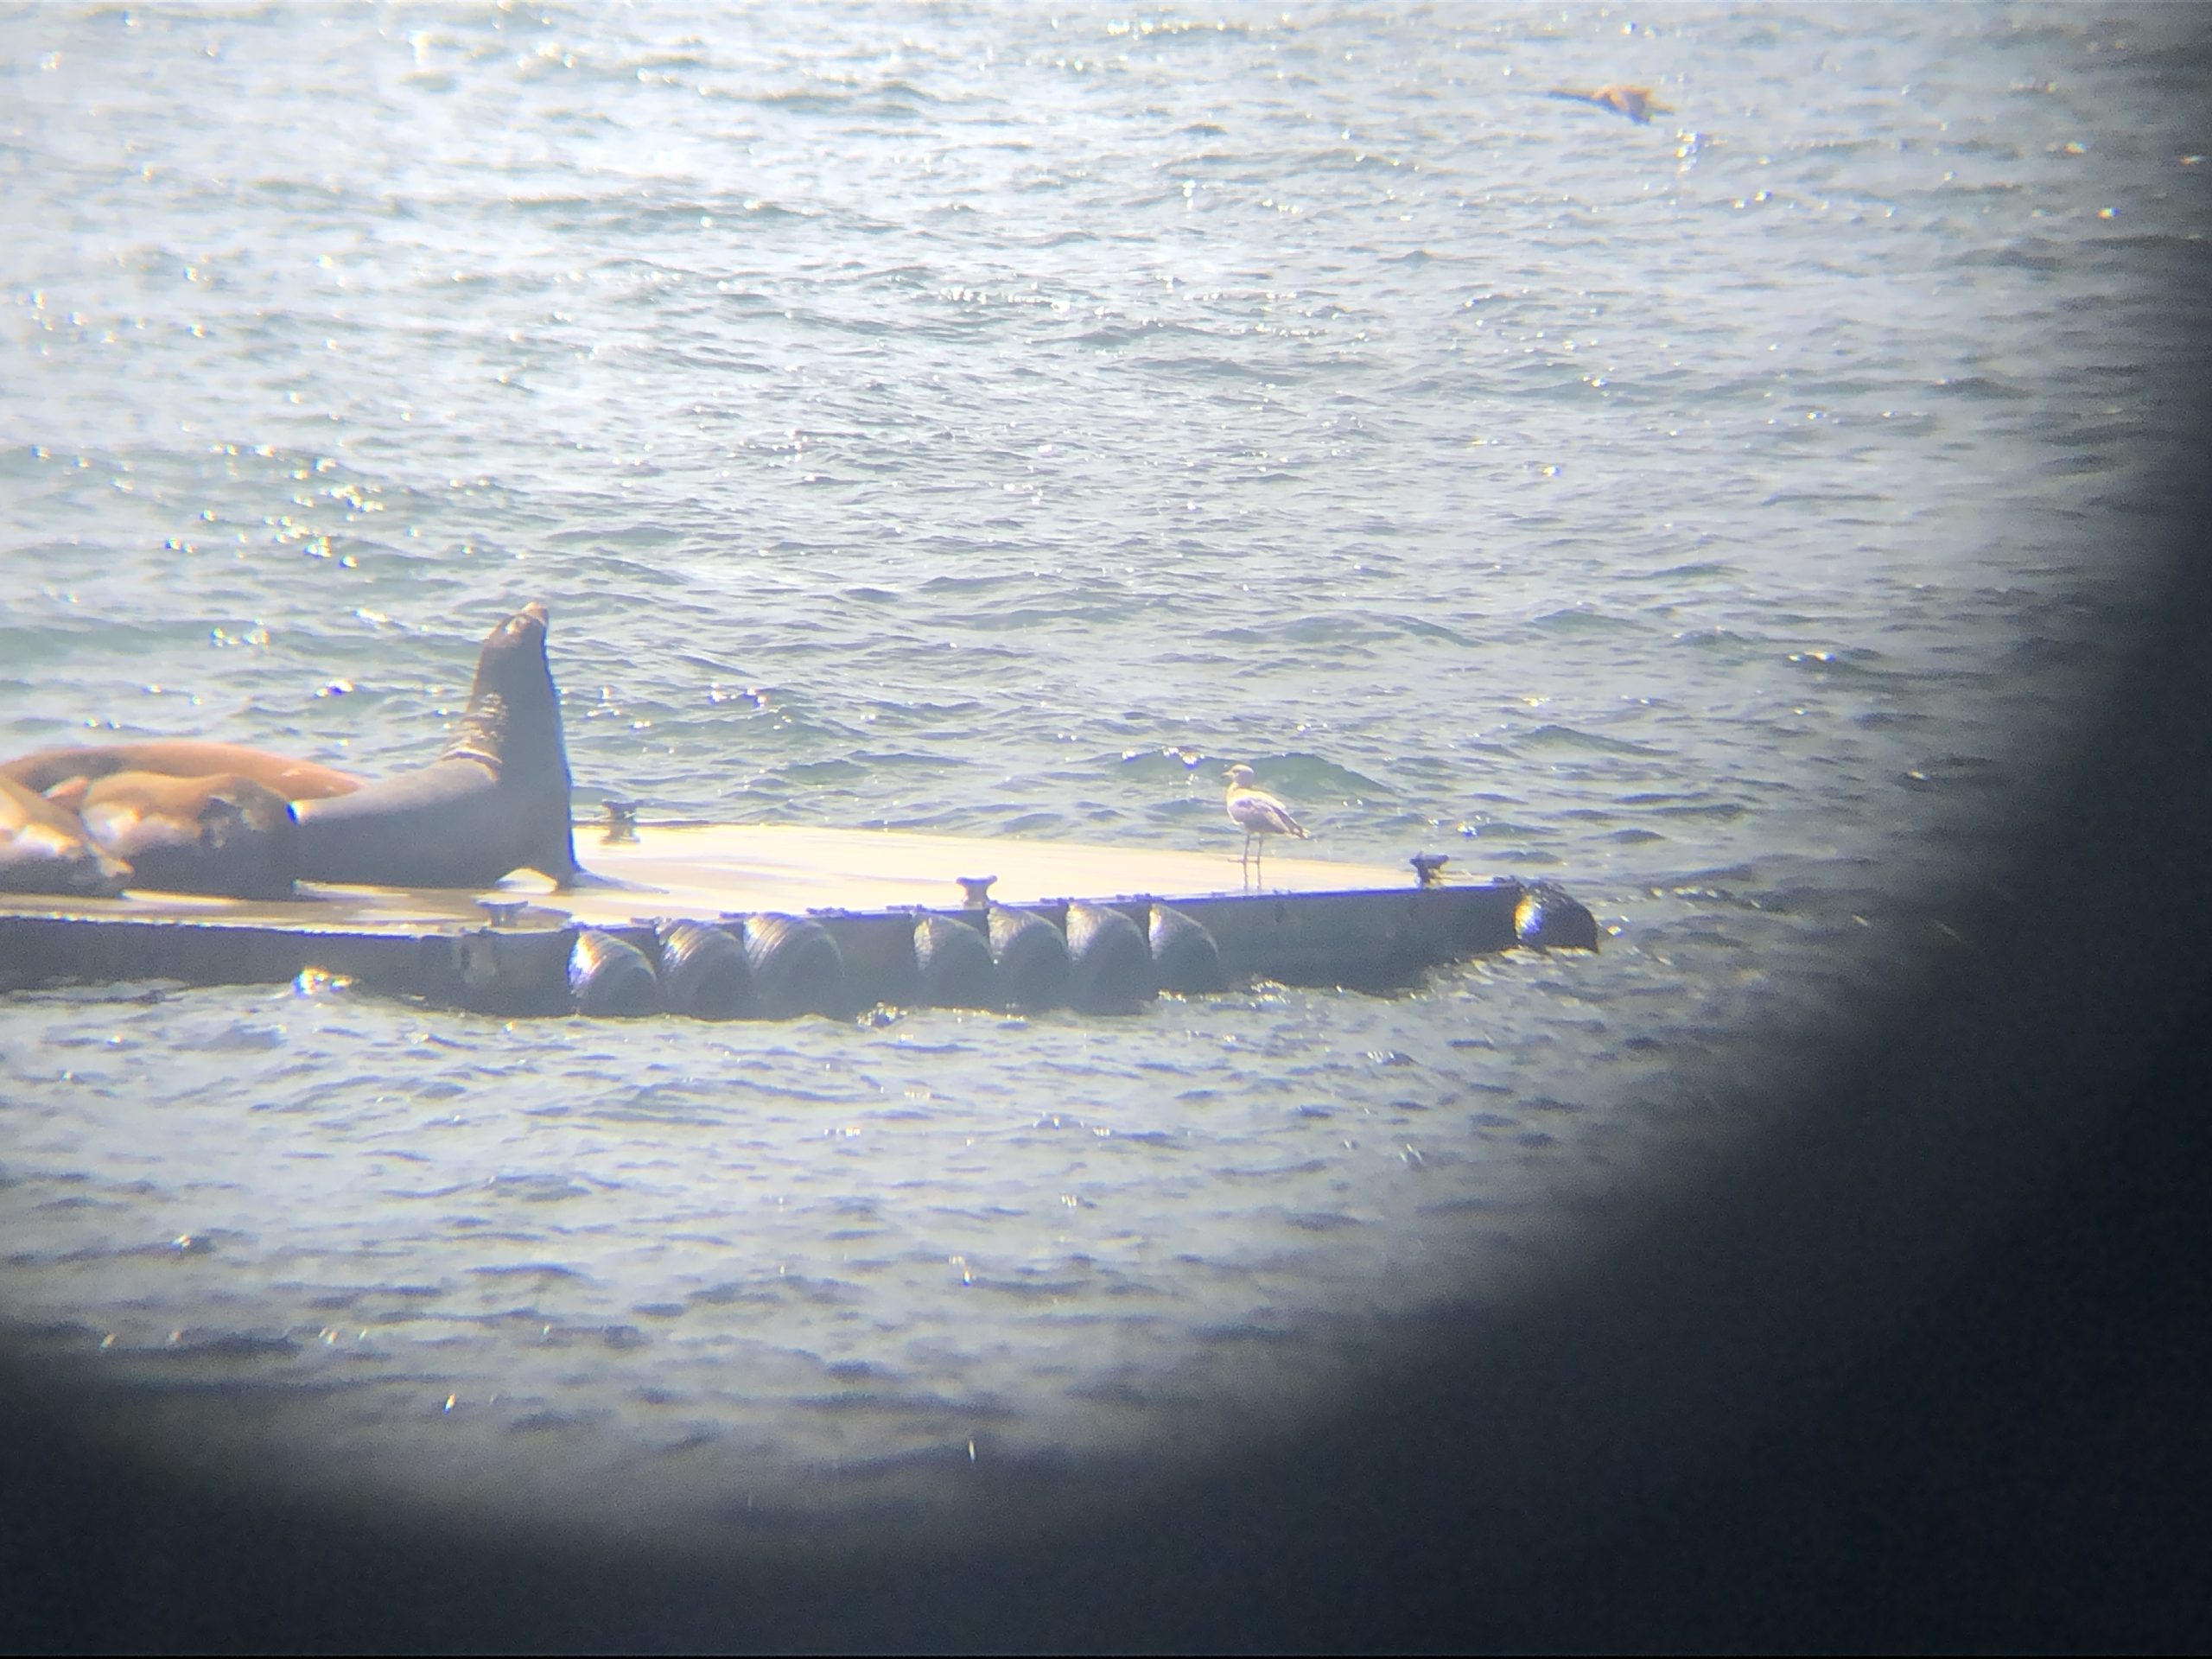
[1224,764,1308,883]
[1546,84,1673,124]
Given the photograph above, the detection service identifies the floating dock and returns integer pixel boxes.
[0,823,1594,1018]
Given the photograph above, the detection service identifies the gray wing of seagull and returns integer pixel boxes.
[1230,788,1306,837]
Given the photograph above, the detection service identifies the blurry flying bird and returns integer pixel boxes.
[1547,84,1673,124]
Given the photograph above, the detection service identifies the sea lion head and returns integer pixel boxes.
[474,600,553,707]
[77,771,298,898]
[443,601,567,785]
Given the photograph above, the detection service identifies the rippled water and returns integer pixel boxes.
[0,3,2199,1537]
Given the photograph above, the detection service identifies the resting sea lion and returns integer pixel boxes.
[1,740,362,810]
[75,771,299,899]
[0,774,130,896]
[291,601,583,890]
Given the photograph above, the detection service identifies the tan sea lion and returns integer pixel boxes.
[1547,84,1673,124]
[76,771,299,899]
[291,601,584,890]
[0,774,131,896]
[1,740,363,810]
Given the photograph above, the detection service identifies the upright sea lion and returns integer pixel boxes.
[1,741,362,810]
[291,601,583,890]
[0,774,130,896]
[76,771,299,899]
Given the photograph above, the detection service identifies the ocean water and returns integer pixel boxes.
[0,3,2200,1541]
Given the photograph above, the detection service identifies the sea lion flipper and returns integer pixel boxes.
[555,866,657,893]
